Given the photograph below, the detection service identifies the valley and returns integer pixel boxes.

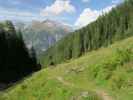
[0,0,133,100]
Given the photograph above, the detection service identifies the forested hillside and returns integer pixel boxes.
[0,21,41,89]
[41,0,133,67]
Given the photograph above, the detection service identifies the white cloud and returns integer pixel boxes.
[75,5,116,28]
[0,7,72,27]
[0,7,45,22]
[75,8,99,28]
[41,0,76,16]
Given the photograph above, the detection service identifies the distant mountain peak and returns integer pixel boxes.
[17,19,73,55]
[42,19,65,27]
[29,19,73,33]
[42,19,56,23]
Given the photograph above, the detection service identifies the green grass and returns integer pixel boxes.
[0,37,133,100]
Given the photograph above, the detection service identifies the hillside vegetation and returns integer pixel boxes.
[1,37,133,100]
[41,0,133,67]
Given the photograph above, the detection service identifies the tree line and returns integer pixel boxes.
[0,21,41,84]
[41,0,133,67]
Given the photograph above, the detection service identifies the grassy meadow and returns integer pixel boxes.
[0,37,133,100]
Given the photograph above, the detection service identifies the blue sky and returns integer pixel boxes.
[0,0,123,28]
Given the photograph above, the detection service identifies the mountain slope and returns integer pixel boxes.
[40,0,133,67]
[17,20,72,55]
[1,37,133,100]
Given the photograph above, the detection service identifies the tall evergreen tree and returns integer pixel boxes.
[0,21,41,85]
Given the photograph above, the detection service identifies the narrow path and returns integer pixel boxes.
[56,76,113,100]
[56,76,74,87]
[96,90,113,100]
